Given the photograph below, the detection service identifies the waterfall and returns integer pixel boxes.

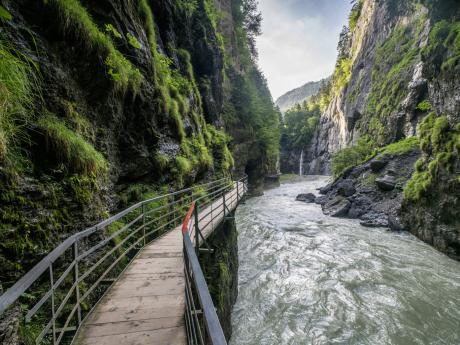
[299,150,304,176]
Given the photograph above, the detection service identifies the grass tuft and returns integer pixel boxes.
[0,36,40,164]
[47,0,142,93]
[0,5,12,20]
[38,113,108,176]
[379,136,420,156]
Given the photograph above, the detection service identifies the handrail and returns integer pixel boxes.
[0,175,244,345]
[183,232,227,345]
[0,177,229,314]
[182,174,248,344]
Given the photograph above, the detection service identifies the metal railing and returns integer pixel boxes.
[182,175,248,345]
[0,176,243,345]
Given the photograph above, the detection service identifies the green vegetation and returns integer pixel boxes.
[416,100,432,112]
[281,101,320,151]
[46,0,142,92]
[38,114,108,176]
[423,19,460,76]
[0,5,12,20]
[332,137,375,177]
[177,0,198,17]
[104,24,122,39]
[349,0,363,31]
[379,136,420,156]
[0,35,40,168]
[333,57,352,93]
[127,32,141,49]
[358,11,426,144]
[404,114,460,201]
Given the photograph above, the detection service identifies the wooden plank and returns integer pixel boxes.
[109,278,184,298]
[96,294,185,313]
[79,327,186,345]
[138,251,182,259]
[82,317,184,337]
[86,306,184,324]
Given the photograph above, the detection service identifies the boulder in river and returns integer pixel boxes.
[296,193,316,203]
[322,196,351,217]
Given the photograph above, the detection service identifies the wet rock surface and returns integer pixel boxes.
[376,175,397,191]
[317,149,420,230]
[322,196,351,217]
[296,193,316,203]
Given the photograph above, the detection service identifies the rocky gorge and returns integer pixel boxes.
[0,0,280,343]
[283,0,460,261]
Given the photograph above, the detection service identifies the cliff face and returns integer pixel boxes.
[301,0,460,259]
[0,0,279,285]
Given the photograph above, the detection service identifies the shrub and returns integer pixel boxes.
[38,114,108,176]
[416,100,432,112]
[332,136,375,177]
[334,57,352,92]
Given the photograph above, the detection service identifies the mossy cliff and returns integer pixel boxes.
[0,0,279,287]
[298,0,460,259]
[200,215,239,341]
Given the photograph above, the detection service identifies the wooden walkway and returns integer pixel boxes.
[74,183,242,345]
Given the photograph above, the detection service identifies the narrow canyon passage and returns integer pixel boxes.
[231,177,460,345]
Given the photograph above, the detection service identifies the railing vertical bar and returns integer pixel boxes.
[223,192,226,218]
[194,205,200,254]
[73,241,82,327]
[142,203,146,246]
[49,264,56,345]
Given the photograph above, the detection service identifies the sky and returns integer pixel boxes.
[256,0,353,100]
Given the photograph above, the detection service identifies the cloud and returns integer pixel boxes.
[256,0,352,99]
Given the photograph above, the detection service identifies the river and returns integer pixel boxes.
[230,176,460,345]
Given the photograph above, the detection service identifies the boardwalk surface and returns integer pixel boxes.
[74,183,242,345]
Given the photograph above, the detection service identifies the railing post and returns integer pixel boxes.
[237,180,240,202]
[223,192,226,218]
[142,203,146,246]
[73,241,82,327]
[49,264,56,345]
[194,203,200,256]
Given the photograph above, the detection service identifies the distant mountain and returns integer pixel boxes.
[275,77,330,112]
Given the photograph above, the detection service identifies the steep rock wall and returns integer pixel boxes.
[303,0,460,259]
[0,0,278,286]
[305,0,431,174]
